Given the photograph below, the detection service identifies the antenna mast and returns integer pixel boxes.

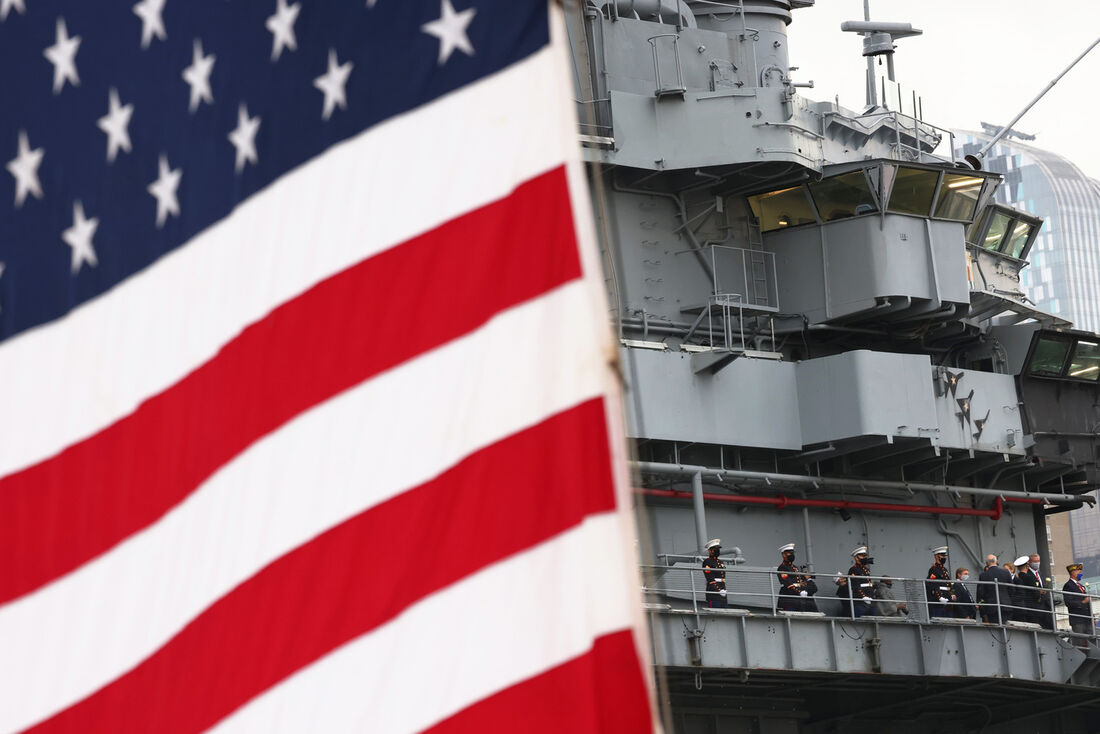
[968,36,1100,169]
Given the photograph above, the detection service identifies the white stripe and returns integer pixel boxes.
[0,282,606,733]
[0,47,569,479]
[210,513,635,734]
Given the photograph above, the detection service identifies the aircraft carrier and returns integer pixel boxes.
[564,2,1100,731]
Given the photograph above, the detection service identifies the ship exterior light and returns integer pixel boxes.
[947,176,984,189]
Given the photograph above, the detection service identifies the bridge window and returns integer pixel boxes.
[886,166,938,216]
[934,173,984,221]
[747,186,817,233]
[1005,220,1036,259]
[808,171,878,222]
[1068,341,1100,381]
[966,204,1041,261]
[975,209,1013,251]
[1028,337,1072,376]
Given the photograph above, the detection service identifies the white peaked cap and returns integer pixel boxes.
[779,543,795,553]
[705,538,721,550]
[1015,555,1030,567]
[932,546,949,555]
[851,545,868,557]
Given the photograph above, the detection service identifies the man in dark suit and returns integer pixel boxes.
[1063,562,1093,640]
[951,567,976,620]
[977,554,1013,624]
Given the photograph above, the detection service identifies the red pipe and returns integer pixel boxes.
[637,488,1006,521]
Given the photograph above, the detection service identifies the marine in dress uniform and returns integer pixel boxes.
[847,546,876,618]
[702,538,728,609]
[926,546,952,618]
[1063,562,1093,638]
[776,543,818,613]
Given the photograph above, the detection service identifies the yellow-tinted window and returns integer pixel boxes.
[747,186,817,233]
[1005,220,1034,259]
[982,211,1014,251]
[808,172,878,222]
[886,167,938,216]
[1068,341,1100,381]
[934,173,983,221]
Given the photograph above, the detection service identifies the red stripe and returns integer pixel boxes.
[424,630,652,734]
[27,399,616,734]
[0,166,579,605]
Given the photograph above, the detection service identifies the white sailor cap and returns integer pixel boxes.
[932,546,949,555]
[705,538,721,550]
[779,542,795,553]
[851,545,868,557]
[1014,555,1030,567]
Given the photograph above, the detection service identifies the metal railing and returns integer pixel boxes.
[647,34,687,97]
[709,244,778,312]
[641,564,1099,643]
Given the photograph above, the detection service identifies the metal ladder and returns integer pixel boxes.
[747,218,770,307]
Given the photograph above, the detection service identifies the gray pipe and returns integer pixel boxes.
[632,460,1095,506]
[692,471,708,551]
[801,503,815,573]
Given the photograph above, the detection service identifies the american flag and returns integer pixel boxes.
[0,1,653,731]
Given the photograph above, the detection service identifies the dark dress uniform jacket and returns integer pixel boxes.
[1014,568,1052,628]
[1014,568,1045,610]
[777,562,818,612]
[1063,578,1092,624]
[702,555,727,607]
[926,563,951,604]
[848,563,875,603]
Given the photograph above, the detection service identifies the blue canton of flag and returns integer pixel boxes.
[0,0,543,341]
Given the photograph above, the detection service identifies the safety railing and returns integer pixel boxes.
[641,564,1099,643]
[647,33,687,97]
[575,97,613,143]
[709,244,778,312]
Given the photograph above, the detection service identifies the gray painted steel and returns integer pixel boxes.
[567,1,1100,730]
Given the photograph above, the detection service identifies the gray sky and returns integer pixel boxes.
[786,1,1100,178]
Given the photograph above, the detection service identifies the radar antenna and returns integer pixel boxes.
[840,1,922,109]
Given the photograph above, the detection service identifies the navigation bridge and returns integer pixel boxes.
[643,565,1100,733]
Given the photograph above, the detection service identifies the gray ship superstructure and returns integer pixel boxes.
[565,2,1100,732]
